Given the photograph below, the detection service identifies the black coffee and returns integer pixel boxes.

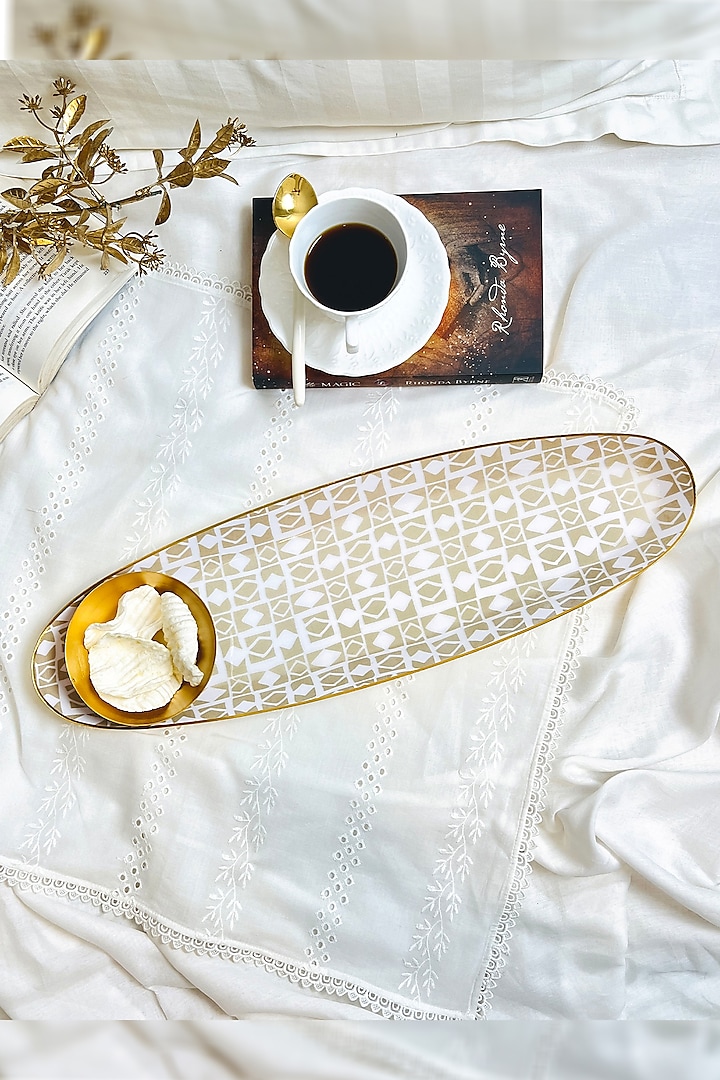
[304,223,398,312]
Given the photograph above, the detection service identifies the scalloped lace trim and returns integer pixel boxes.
[1,368,627,1017]
[0,860,461,1020]
[0,611,587,1021]
[542,367,639,431]
[152,260,251,305]
[472,367,632,1014]
[473,606,589,1016]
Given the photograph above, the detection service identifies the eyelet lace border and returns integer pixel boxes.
[152,260,251,305]
[0,369,630,1019]
[472,607,588,1016]
[0,858,462,1020]
[0,609,587,1023]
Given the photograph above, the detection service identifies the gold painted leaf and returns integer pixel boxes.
[105,244,128,264]
[202,123,234,157]
[40,246,67,277]
[101,217,126,237]
[80,27,110,60]
[76,126,112,175]
[35,191,65,207]
[25,151,58,163]
[1,188,30,209]
[185,119,201,158]
[22,221,55,240]
[153,148,164,174]
[3,245,20,286]
[61,95,87,133]
[193,157,230,178]
[29,177,65,197]
[154,189,171,225]
[166,161,193,188]
[69,118,113,148]
[120,235,147,254]
[23,147,58,163]
[3,135,48,152]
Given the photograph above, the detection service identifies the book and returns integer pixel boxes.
[0,176,136,442]
[251,189,543,389]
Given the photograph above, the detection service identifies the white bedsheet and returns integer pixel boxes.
[0,57,719,1071]
[10,1,720,60]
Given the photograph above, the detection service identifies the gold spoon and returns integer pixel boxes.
[272,174,318,407]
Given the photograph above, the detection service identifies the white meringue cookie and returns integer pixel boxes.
[160,591,203,687]
[84,584,163,649]
[87,632,182,712]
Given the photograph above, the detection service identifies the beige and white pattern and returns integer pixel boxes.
[33,432,693,728]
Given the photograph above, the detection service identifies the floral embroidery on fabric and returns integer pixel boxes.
[351,388,401,469]
[399,635,536,1001]
[20,726,89,865]
[124,294,230,557]
[0,858,458,1019]
[460,386,502,447]
[204,708,300,937]
[15,282,139,858]
[1,282,139,665]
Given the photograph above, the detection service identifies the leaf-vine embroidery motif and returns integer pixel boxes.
[20,726,88,864]
[399,635,535,1001]
[124,294,229,556]
[350,388,400,468]
[204,708,299,937]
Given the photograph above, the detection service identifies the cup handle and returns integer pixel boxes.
[345,314,360,354]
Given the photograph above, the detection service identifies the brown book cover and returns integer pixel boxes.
[251,189,543,388]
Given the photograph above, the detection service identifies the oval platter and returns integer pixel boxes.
[32,433,695,728]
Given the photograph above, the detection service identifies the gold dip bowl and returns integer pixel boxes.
[64,570,216,726]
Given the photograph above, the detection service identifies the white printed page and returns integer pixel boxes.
[0,250,120,392]
[0,366,37,442]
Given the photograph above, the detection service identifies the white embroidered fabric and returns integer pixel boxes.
[0,61,719,1034]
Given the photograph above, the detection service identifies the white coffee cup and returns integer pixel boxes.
[288,193,408,353]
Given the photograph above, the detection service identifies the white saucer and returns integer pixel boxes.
[259,187,450,377]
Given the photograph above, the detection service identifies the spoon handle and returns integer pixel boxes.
[291,288,306,407]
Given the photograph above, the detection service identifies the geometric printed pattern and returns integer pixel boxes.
[32,434,695,728]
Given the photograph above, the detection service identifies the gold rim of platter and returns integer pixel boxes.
[63,570,216,727]
[35,431,697,730]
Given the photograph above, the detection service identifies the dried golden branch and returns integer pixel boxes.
[33,3,118,60]
[0,76,255,286]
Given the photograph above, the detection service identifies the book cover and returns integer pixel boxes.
[251,189,543,389]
